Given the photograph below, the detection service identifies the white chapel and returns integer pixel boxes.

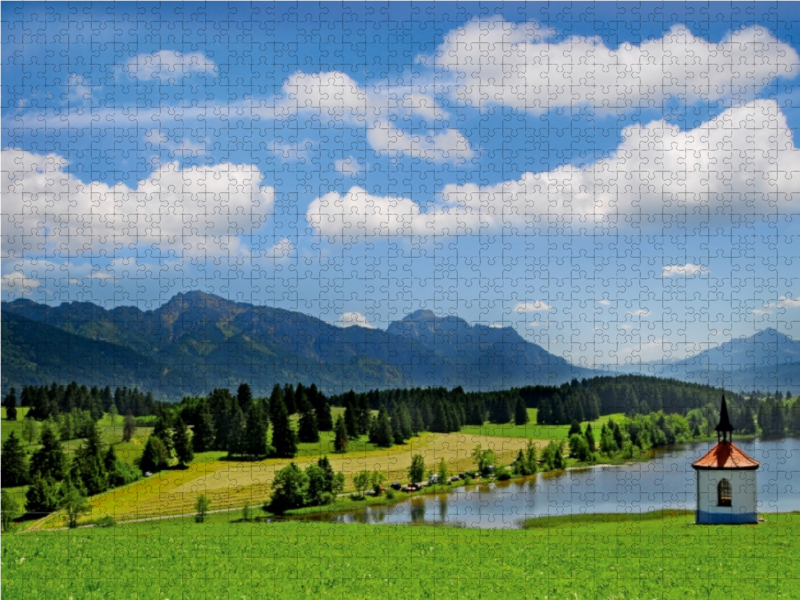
[691,395,760,524]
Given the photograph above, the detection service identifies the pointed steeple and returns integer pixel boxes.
[715,394,734,441]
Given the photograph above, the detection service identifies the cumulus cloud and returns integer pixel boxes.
[514,301,553,313]
[275,71,471,162]
[366,121,473,162]
[308,101,800,241]
[125,50,216,81]
[1,149,274,259]
[337,311,375,329]
[334,158,365,177]
[627,309,651,317]
[662,264,709,277]
[432,19,799,110]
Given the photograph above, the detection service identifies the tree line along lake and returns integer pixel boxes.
[274,436,800,529]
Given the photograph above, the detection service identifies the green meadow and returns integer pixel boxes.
[3,512,798,599]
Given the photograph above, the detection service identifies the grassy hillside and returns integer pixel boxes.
[3,513,798,599]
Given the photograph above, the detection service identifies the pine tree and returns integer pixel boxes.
[344,397,359,438]
[568,420,582,436]
[373,408,394,447]
[584,423,596,452]
[315,395,334,432]
[25,474,62,515]
[297,395,320,443]
[431,400,449,433]
[270,393,297,458]
[333,414,348,453]
[139,436,170,474]
[237,383,253,413]
[29,425,67,482]
[515,397,530,425]
[227,403,247,458]
[283,384,296,415]
[122,410,137,442]
[152,409,175,454]
[245,402,272,458]
[4,388,18,421]
[61,478,90,528]
[192,401,216,452]
[173,417,194,467]
[1,432,28,487]
[70,422,108,496]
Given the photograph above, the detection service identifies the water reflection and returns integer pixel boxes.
[280,437,799,529]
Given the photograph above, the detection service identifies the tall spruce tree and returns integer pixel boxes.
[122,410,137,442]
[237,383,253,414]
[270,392,297,458]
[192,401,216,452]
[139,435,170,474]
[514,397,530,425]
[333,414,348,453]
[227,403,247,458]
[1,432,28,487]
[344,397,359,438]
[173,416,194,467]
[245,402,271,458]
[70,422,108,496]
[4,388,18,421]
[29,425,66,482]
[372,408,394,447]
[297,395,320,443]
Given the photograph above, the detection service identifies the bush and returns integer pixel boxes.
[495,466,512,481]
[386,488,395,500]
[195,494,211,523]
[95,515,116,527]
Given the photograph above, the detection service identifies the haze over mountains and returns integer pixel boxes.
[3,292,797,399]
[1,292,590,398]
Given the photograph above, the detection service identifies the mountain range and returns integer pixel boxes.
[2,292,798,399]
[1,291,590,398]
[608,328,800,392]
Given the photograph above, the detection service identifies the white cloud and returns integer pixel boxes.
[334,158,364,177]
[337,312,375,329]
[307,186,421,242]
[514,301,553,313]
[276,71,471,163]
[2,149,274,259]
[627,309,651,317]
[309,101,800,241]
[596,299,611,306]
[366,121,473,162]
[776,296,800,309]
[662,264,709,277]
[433,19,798,110]
[65,73,92,105]
[126,50,216,81]
[1,272,41,291]
[752,309,772,316]
[145,129,206,157]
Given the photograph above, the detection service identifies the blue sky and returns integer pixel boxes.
[2,2,799,367]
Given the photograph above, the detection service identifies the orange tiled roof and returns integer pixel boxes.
[691,441,760,470]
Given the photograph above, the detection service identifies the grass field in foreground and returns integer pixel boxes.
[4,512,798,600]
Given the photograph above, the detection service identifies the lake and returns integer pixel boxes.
[284,437,800,529]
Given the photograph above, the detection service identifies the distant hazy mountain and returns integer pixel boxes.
[609,328,800,391]
[1,292,591,399]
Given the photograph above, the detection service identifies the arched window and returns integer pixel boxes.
[717,479,732,507]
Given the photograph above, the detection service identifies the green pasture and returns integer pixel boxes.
[3,512,798,599]
[460,409,622,440]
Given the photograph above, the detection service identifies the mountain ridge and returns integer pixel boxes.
[1,292,591,398]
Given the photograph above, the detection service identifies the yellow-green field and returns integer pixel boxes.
[33,431,535,528]
[5,405,619,530]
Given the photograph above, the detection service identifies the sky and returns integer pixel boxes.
[2,2,799,367]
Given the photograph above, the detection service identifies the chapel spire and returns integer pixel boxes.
[714,394,734,442]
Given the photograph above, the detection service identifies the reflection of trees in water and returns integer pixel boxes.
[410,500,426,523]
[438,497,448,522]
[372,508,387,523]
[353,509,369,524]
